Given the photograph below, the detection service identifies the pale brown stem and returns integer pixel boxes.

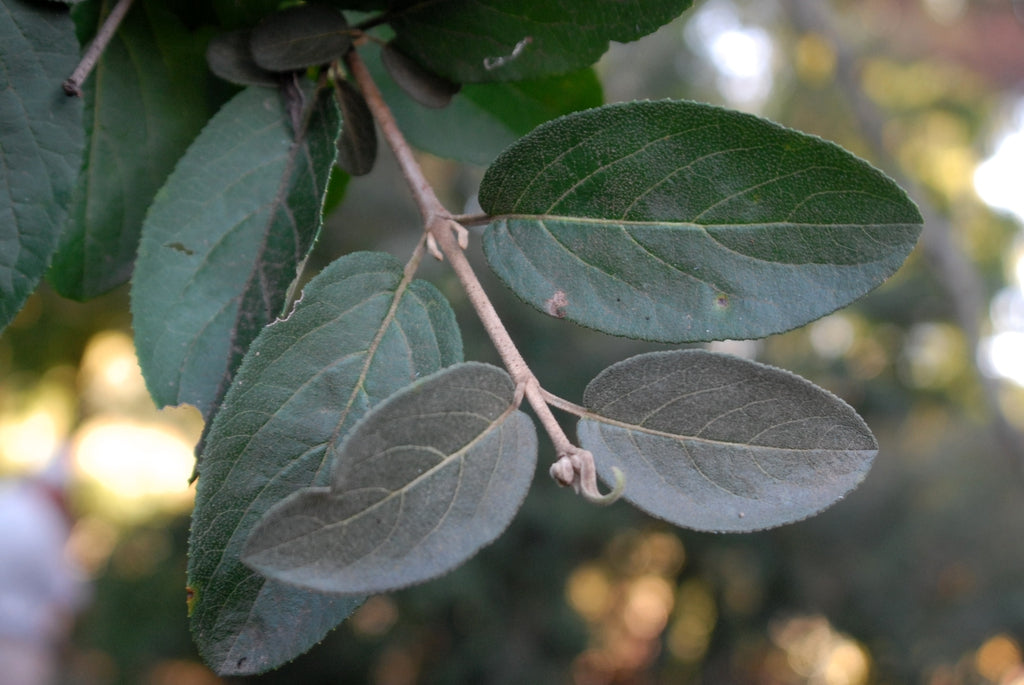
[345,47,622,502]
[64,0,135,97]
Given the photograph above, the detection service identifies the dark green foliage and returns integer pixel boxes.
[50,0,216,300]
[1,0,926,676]
[0,0,83,332]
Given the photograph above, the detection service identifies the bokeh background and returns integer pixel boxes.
[3,0,1024,682]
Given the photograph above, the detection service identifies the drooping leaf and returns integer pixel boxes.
[368,39,602,165]
[131,84,340,418]
[206,30,280,87]
[250,3,351,72]
[243,362,537,594]
[189,251,463,675]
[480,100,923,343]
[381,40,460,109]
[333,78,377,176]
[577,350,877,532]
[0,0,83,332]
[49,0,216,300]
[389,0,694,82]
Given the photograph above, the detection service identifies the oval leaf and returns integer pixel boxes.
[0,0,83,331]
[333,78,377,176]
[243,363,537,594]
[577,350,877,532]
[480,100,923,343]
[250,4,351,72]
[188,251,463,674]
[131,84,340,418]
[206,29,279,87]
[381,41,460,109]
[389,0,694,82]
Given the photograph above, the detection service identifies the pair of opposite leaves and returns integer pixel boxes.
[240,347,879,596]
[205,3,459,176]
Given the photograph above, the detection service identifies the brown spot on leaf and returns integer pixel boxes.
[165,241,195,256]
[715,293,730,308]
[545,290,569,318]
[186,586,198,616]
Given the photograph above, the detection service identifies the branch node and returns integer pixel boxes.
[549,448,625,505]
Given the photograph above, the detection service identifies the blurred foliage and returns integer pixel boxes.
[3,0,1024,683]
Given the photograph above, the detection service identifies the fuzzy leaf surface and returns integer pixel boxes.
[0,0,83,331]
[50,0,215,299]
[243,362,537,594]
[480,100,923,342]
[390,0,694,82]
[188,252,463,675]
[131,85,340,417]
[577,350,877,532]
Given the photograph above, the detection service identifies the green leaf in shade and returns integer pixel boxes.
[206,30,279,87]
[381,41,460,109]
[49,0,216,300]
[368,40,601,165]
[188,251,463,675]
[131,85,340,418]
[577,350,877,532]
[333,78,377,176]
[479,100,924,343]
[0,0,83,332]
[250,4,351,72]
[389,0,693,83]
[243,362,537,594]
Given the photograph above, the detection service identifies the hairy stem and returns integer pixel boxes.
[64,0,135,97]
[345,47,621,502]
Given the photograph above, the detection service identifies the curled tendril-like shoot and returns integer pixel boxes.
[549,448,625,505]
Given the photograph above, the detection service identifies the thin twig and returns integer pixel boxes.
[63,0,135,97]
[451,212,492,227]
[345,47,623,503]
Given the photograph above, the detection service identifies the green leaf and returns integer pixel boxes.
[249,4,351,72]
[480,100,923,343]
[131,85,340,417]
[49,0,217,300]
[333,79,377,176]
[188,251,463,675]
[206,30,280,87]
[368,40,601,165]
[243,362,537,594]
[390,0,693,83]
[577,350,877,532]
[0,0,83,332]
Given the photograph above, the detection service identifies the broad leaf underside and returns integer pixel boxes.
[579,350,877,532]
[243,363,537,595]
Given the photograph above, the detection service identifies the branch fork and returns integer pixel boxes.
[346,46,624,505]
